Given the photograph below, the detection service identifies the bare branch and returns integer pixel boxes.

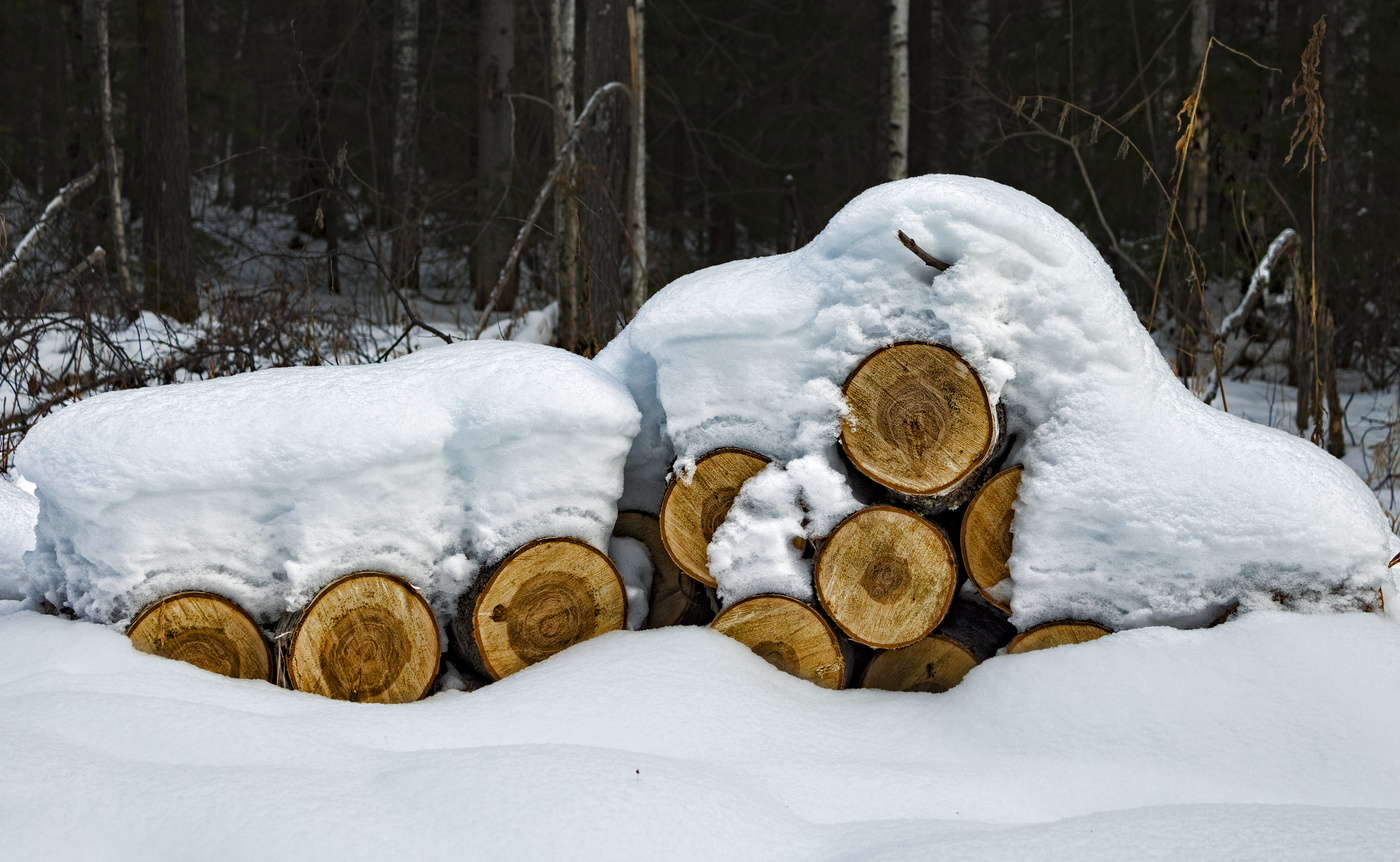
[0,164,101,287]
[896,230,950,271]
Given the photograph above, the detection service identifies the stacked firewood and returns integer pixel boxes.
[125,340,1110,703]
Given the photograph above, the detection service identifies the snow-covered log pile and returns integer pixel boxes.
[597,174,1398,689]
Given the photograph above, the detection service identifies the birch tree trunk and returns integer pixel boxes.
[625,0,647,319]
[137,0,196,321]
[389,0,421,293]
[475,0,516,311]
[887,0,910,181]
[551,0,579,351]
[578,0,632,353]
[95,0,134,312]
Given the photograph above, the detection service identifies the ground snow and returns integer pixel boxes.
[0,605,1397,860]
[16,340,639,623]
[597,175,1398,628]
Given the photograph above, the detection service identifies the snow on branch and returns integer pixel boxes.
[1215,228,1298,340]
[0,164,102,287]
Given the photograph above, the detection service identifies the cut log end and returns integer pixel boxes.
[128,591,272,682]
[462,537,628,680]
[711,593,848,689]
[284,573,440,704]
[659,448,771,588]
[841,341,995,500]
[613,510,715,628]
[859,634,976,693]
[814,505,957,649]
[960,465,1023,612]
[1006,620,1113,654]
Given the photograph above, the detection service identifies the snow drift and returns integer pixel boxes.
[596,174,1398,628]
[17,340,640,624]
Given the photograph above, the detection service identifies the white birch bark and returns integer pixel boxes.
[626,0,647,317]
[887,0,909,180]
[552,0,578,348]
[95,0,134,306]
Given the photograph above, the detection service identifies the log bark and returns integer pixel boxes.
[452,537,627,680]
[127,591,271,682]
[840,341,1003,515]
[813,505,957,649]
[1006,620,1112,654]
[710,593,852,690]
[613,510,715,628]
[658,448,771,588]
[959,464,1022,612]
[276,572,440,703]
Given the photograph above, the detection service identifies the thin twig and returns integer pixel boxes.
[895,230,950,271]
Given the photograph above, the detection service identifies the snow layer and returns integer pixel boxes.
[596,175,1398,628]
[0,478,38,600]
[1,605,1399,859]
[16,341,640,623]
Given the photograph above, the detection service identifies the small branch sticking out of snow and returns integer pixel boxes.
[896,230,951,271]
[1216,228,1299,340]
[0,164,101,287]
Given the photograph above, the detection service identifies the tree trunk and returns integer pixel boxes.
[389,0,422,294]
[613,511,715,628]
[137,0,196,321]
[577,0,633,353]
[288,4,341,292]
[475,0,516,312]
[887,0,910,180]
[840,341,1003,514]
[658,448,771,589]
[95,0,134,314]
[451,537,628,680]
[127,591,272,682]
[551,0,580,351]
[625,0,647,318]
[277,572,440,704]
[960,464,1022,612]
[710,593,853,689]
[813,505,957,649]
[961,0,990,171]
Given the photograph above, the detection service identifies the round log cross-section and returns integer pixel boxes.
[814,506,957,649]
[659,448,771,588]
[710,593,849,689]
[613,510,715,628]
[128,591,271,682]
[840,341,995,500]
[461,537,628,680]
[960,465,1023,612]
[283,573,440,704]
[859,635,978,693]
[1006,620,1113,654]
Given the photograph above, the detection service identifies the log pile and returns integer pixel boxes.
[125,339,1112,701]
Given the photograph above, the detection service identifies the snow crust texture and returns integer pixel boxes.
[597,175,1398,628]
[17,341,640,623]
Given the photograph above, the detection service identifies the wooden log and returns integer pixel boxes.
[453,537,628,680]
[127,591,272,682]
[613,510,716,628]
[813,505,957,649]
[859,597,1016,692]
[278,572,440,703]
[960,464,1022,612]
[658,447,771,588]
[1006,620,1113,654]
[710,593,852,689]
[840,341,1004,514]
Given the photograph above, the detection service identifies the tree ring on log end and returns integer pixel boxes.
[859,634,979,693]
[128,591,271,682]
[659,448,771,588]
[472,537,627,680]
[612,510,715,628]
[961,465,1023,613]
[1006,620,1112,654]
[287,572,440,704]
[814,506,957,649]
[840,341,994,495]
[710,593,847,689]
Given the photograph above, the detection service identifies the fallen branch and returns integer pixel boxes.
[0,164,102,287]
[472,81,631,339]
[896,230,951,272]
[54,246,107,292]
[1215,228,1298,340]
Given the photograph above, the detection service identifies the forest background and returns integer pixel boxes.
[0,0,1392,472]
